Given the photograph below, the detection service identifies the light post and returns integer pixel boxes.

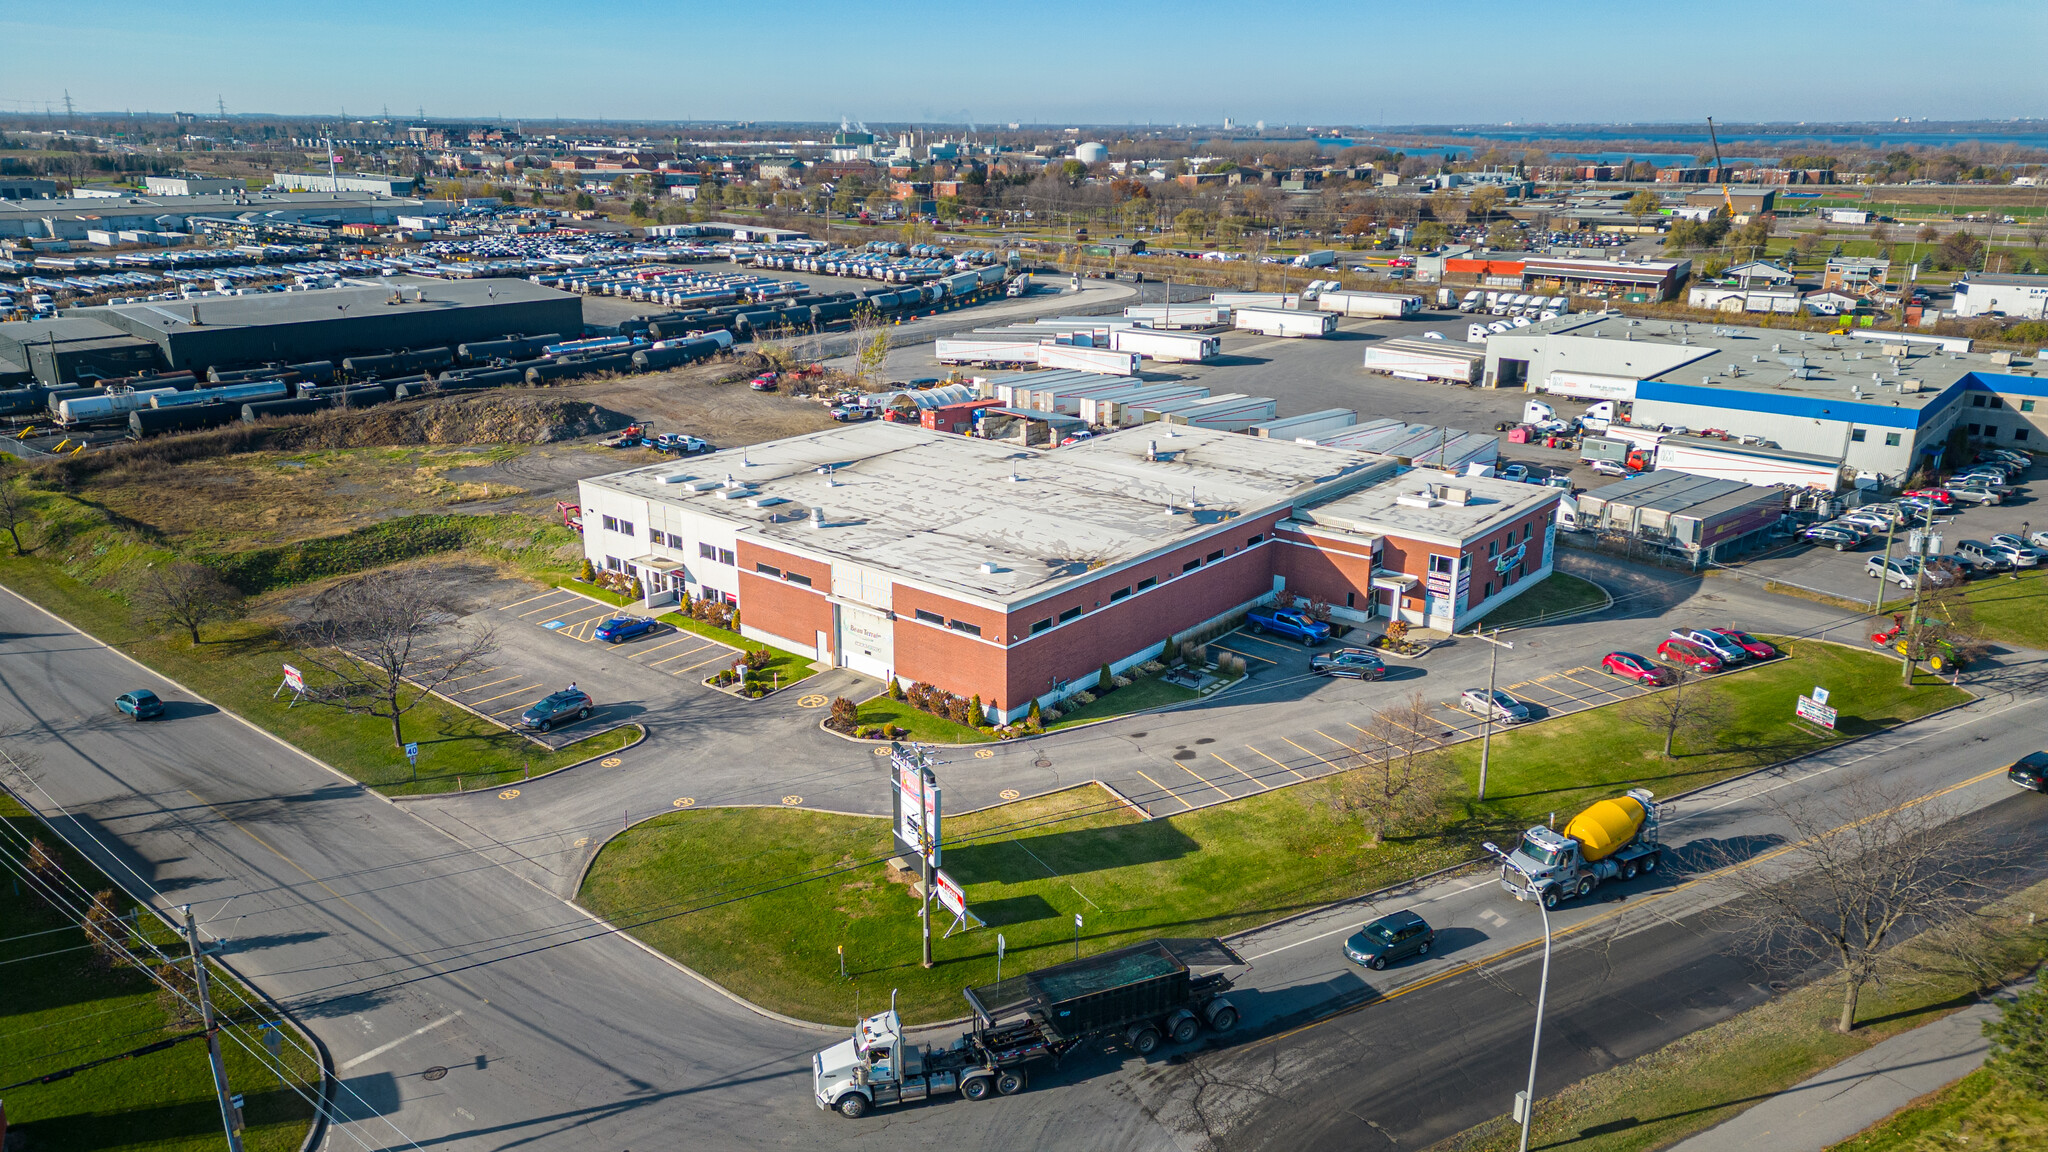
[1483,842,1552,1152]
[1468,627,1514,800]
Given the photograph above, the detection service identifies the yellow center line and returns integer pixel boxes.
[469,684,540,707]
[1209,644,1279,666]
[1210,751,1271,791]
[1131,768,1196,811]
[1243,744,1309,782]
[1245,762,2013,1051]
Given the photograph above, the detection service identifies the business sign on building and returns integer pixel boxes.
[1539,371,1640,402]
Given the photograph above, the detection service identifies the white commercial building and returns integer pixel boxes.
[1954,273,2048,320]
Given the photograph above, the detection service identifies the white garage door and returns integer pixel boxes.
[838,603,894,680]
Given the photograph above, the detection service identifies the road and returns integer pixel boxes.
[3,559,2046,1152]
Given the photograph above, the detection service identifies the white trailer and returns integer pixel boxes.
[1232,307,1337,338]
[1537,371,1641,402]
[1651,436,1842,491]
[1211,292,1299,309]
[1360,338,1483,384]
[1252,408,1359,440]
[1317,290,1423,319]
[1037,344,1140,375]
[1082,385,1211,426]
[936,338,1050,366]
[1122,304,1229,328]
[1110,328,1220,363]
[1290,250,1337,268]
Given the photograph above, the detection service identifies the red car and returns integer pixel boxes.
[1656,638,1725,673]
[1902,488,1954,505]
[1709,628,1778,660]
[749,373,778,392]
[1602,651,1671,685]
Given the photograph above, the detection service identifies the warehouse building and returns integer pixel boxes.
[0,189,452,238]
[1954,272,2048,320]
[576,423,1558,721]
[143,175,247,196]
[1564,471,1789,564]
[1489,314,2046,486]
[0,316,164,386]
[270,172,415,195]
[66,276,581,377]
[1443,256,1690,302]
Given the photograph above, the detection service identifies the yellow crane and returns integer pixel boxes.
[1706,117,1735,216]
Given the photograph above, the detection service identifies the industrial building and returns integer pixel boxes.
[270,172,415,195]
[0,178,62,201]
[0,316,164,386]
[1443,255,1690,302]
[0,190,455,238]
[1563,471,1789,564]
[1488,314,2047,486]
[575,423,1558,721]
[1954,273,2048,320]
[143,175,247,196]
[56,277,580,379]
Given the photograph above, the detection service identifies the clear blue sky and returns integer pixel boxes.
[7,0,2041,126]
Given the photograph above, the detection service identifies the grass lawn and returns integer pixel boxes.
[1,795,318,1152]
[1953,565,2048,650]
[1437,877,2048,1152]
[651,608,819,690]
[0,554,637,796]
[581,639,1968,1024]
[852,695,993,744]
[1829,1067,2048,1152]
[1045,673,1202,731]
[1477,572,1609,631]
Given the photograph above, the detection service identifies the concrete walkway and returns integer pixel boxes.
[1668,985,2026,1152]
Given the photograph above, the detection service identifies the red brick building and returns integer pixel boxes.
[578,423,1555,722]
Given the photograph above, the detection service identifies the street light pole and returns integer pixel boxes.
[1468,627,1515,800]
[1483,844,1552,1152]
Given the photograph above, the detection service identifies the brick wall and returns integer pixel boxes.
[1274,528,1378,614]
[736,542,833,654]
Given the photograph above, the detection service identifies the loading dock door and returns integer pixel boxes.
[837,603,894,680]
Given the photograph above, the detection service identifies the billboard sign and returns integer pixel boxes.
[1796,695,1838,730]
[891,745,941,867]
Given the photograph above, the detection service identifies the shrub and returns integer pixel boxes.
[1043,708,1063,723]
[827,696,859,733]
[888,679,905,701]
[1099,662,1115,692]
[888,725,908,740]
[1027,699,1042,725]
[1069,690,1097,707]
[626,577,644,601]
[745,648,773,671]
[1138,660,1165,675]
[969,694,983,722]
[857,726,880,739]
[578,557,596,582]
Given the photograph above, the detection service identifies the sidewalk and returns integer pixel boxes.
[1667,984,2027,1152]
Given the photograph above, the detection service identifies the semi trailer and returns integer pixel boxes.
[1232,307,1338,338]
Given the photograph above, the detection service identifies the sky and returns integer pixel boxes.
[6,0,2044,128]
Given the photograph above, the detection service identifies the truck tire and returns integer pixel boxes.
[1621,860,1639,881]
[1169,1014,1200,1044]
[1577,878,1593,899]
[836,1094,869,1119]
[1131,1027,1161,1055]
[1642,852,1660,873]
[962,1076,992,1101]
[1541,887,1561,910]
[1207,1005,1239,1032]
[995,1071,1025,1096]
[1249,622,1264,634]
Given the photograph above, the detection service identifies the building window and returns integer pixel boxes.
[1137,577,1157,591]
[602,515,619,532]
[1488,540,1499,557]
[1206,548,1224,563]
[698,585,721,602]
[669,532,688,549]
[915,609,944,625]
[1109,586,1131,602]
[1031,617,1052,634]
[1968,423,1982,436]
[1246,534,1264,547]
[1428,553,1456,577]
[718,548,735,566]
[1850,428,1866,443]
[1990,397,2005,409]
[1972,394,1988,407]
[2023,400,2036,413]
[2017,428,2031,442]
[1484,581,1494,598]
[619,520,634,537]
[1182,558,1202,573]
[948,619,982,637]
[648,526,661,541]
[786,572,812,587]
[755,562,782,577]
[699,542,716,560]
[605,555,621,571]
[1346,592,1356,608]
[1884,432,1901,446]
[1058,606,1082,622]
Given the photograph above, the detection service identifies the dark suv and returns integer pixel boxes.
[520,688,594,731]
[1343,909,1436,970]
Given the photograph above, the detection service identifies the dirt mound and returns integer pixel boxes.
[278,393,631,448]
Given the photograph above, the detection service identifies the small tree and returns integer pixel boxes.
[1339,693,1451,845]
[627,576,644,601]
[888,678,905,701]
[133,561,244,644]
[1027,698,1042,727]
[1625,189,1661,223]
[0,470,31,555]
[969,693,983,723]
[1984,980,2048,1097]
[289,569,498,748]
[1622,664,1727,757]
[1098,662,1115,692]
[578,557,596,582]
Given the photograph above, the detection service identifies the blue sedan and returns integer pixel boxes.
[594,616,659,644]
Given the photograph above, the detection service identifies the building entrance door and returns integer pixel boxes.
[837,604,893,680]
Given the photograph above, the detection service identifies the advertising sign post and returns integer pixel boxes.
[890,743,942,968]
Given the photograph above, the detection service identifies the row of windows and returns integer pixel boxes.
[1847,429,1905,446]
[600,514,635,536]
[697,542,737,566]
[1966,423,2031,441]
[1484,523,1537,558]
[911,607,981,636]
[1971,394,2037,412]
[1027,536,1263,635]
[753,561,812,587]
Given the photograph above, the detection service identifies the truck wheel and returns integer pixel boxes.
[1208,1005,1238,1032]
[1541,887,1561,910]
[1170,1015,1200,1044]
[1577,878,1593,898]
[1131,1027,1161,1055]
[836,1094,869,1119]
[962,1077,992,1101]
[1621,860,1639,881]
[1642,853,1660,873]
[1249,623,1264,634]
[995,1071,1025,1096]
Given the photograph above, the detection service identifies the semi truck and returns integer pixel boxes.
[1496,789,1663,909]
[813,937,1244,1118]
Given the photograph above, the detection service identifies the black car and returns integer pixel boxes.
[1343,909,1436,970]
[519,688,594,731]
[1308,647,1388,680]
[2010,751,2048,793]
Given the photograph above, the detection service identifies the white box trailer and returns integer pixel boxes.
[1037,344,1140,375]
[936,338,1046,366]
[1317,290,1423,319]
[1211,292,1299,309]
[1360,338,1483,384]
[1652,436,1843,491]
[1252,408,1359,440]
[1082,384,1211,426]
[1233,307,1338,338]
[1158,394,1279,432]
[1122,304,1228,328]
[1110,328,1220,363]
[1290,250,1337,268]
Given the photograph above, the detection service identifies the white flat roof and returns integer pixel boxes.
[583,422,1395,607]
[1295,468,1559,546]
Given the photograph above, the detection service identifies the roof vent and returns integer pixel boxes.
[656,472,695,485]
[1395,491,1440,509]
[979,562,999,574]
[809,506,826,527]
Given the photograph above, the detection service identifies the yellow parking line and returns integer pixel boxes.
[1244,743,1309,782]
[470,684,540,707]
[1281,735,1350,772]
[1368,712,1449,745]
[440,666,502,684]
[651,641,719,665]
[1210,644,1279,666]
[517,597,579,618]
[457,675,523,694]
[1210,751,1270,791]
[630,633,700,658]
[671,653,735,675]
[1132,768,1195,811]
[1165,755,1233,800]
[1556,668,1629,699]
[490,700,544,718]
[500,589,565,611]
[1230,631,1308,653]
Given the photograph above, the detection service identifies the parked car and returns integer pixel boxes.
[115,689,164,720]
[829,406,873,422]
[1867,555,1923,588]
[1589,460,1638,478]
[1459,688,1532,724]
[1855,503,1907,526]
[594,616,659,643]
[519,687,594,731]
[1800,524,1864,551]
[2009,751,2048,793]
[1920,556,1971,588]
[1838,510,1896,534]
[749,373,778,391]
[1499,464,1531,484]
[1708,628,1779,660]
[1945,484,2005,506]
[1343,910,1436,971]
[1670,627,1750,664]
[654,432,714,454]
[1656,638,1725,672]
[1988,534,2043,566]
[1955,541,2014,572]
[1245,607,1332,645]
[1601,651,1671,685]
[1309,648,1388,680]
[1901,488,1955,506]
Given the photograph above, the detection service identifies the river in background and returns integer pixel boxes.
[1194,126,2048,161]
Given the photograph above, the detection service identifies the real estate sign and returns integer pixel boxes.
[1795,694,1838,730]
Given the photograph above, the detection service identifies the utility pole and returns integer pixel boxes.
[1901,528,1939,686]
[919,760,934,969]
[1467,627,1514,799]
[182,905,245,1152]
[1873,515,1899,611]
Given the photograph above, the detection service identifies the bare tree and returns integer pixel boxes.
[849,304,890,390]
[132,561,244,644]
[0,471,31,555]
[1337,693,1452,845]
[1707,780,2003,1033]
[1622,665,1729,757]
[289,569,496,748]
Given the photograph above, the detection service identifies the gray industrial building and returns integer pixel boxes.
[0,190,454,238]
[270,172,415,195]
[1564,471,1789,564]
[0,178,63,201]
[143,175,247,196]
[0,317,163,387]
[42,277,581,380]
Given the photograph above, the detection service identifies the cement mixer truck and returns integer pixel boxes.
[1496,789,1663,909]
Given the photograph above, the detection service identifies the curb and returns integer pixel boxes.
[385,723,647,801]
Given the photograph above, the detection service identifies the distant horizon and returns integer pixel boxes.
[5,1,2041,127]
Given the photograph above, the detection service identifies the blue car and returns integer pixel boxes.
[594,616,658,644]
[115,690,164,720]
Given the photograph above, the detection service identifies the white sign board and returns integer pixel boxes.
[932,869,966,918]
[892,752,941,867]
[281,663,305,693]
[1796,695,1838,730]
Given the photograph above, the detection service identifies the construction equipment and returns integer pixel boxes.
[557,501,583,534]
[1496,790,1663,908]
[1705,117,1735,216]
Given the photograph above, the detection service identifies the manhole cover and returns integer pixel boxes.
[1034,757,1052,768]
[422,1066,448,1081]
